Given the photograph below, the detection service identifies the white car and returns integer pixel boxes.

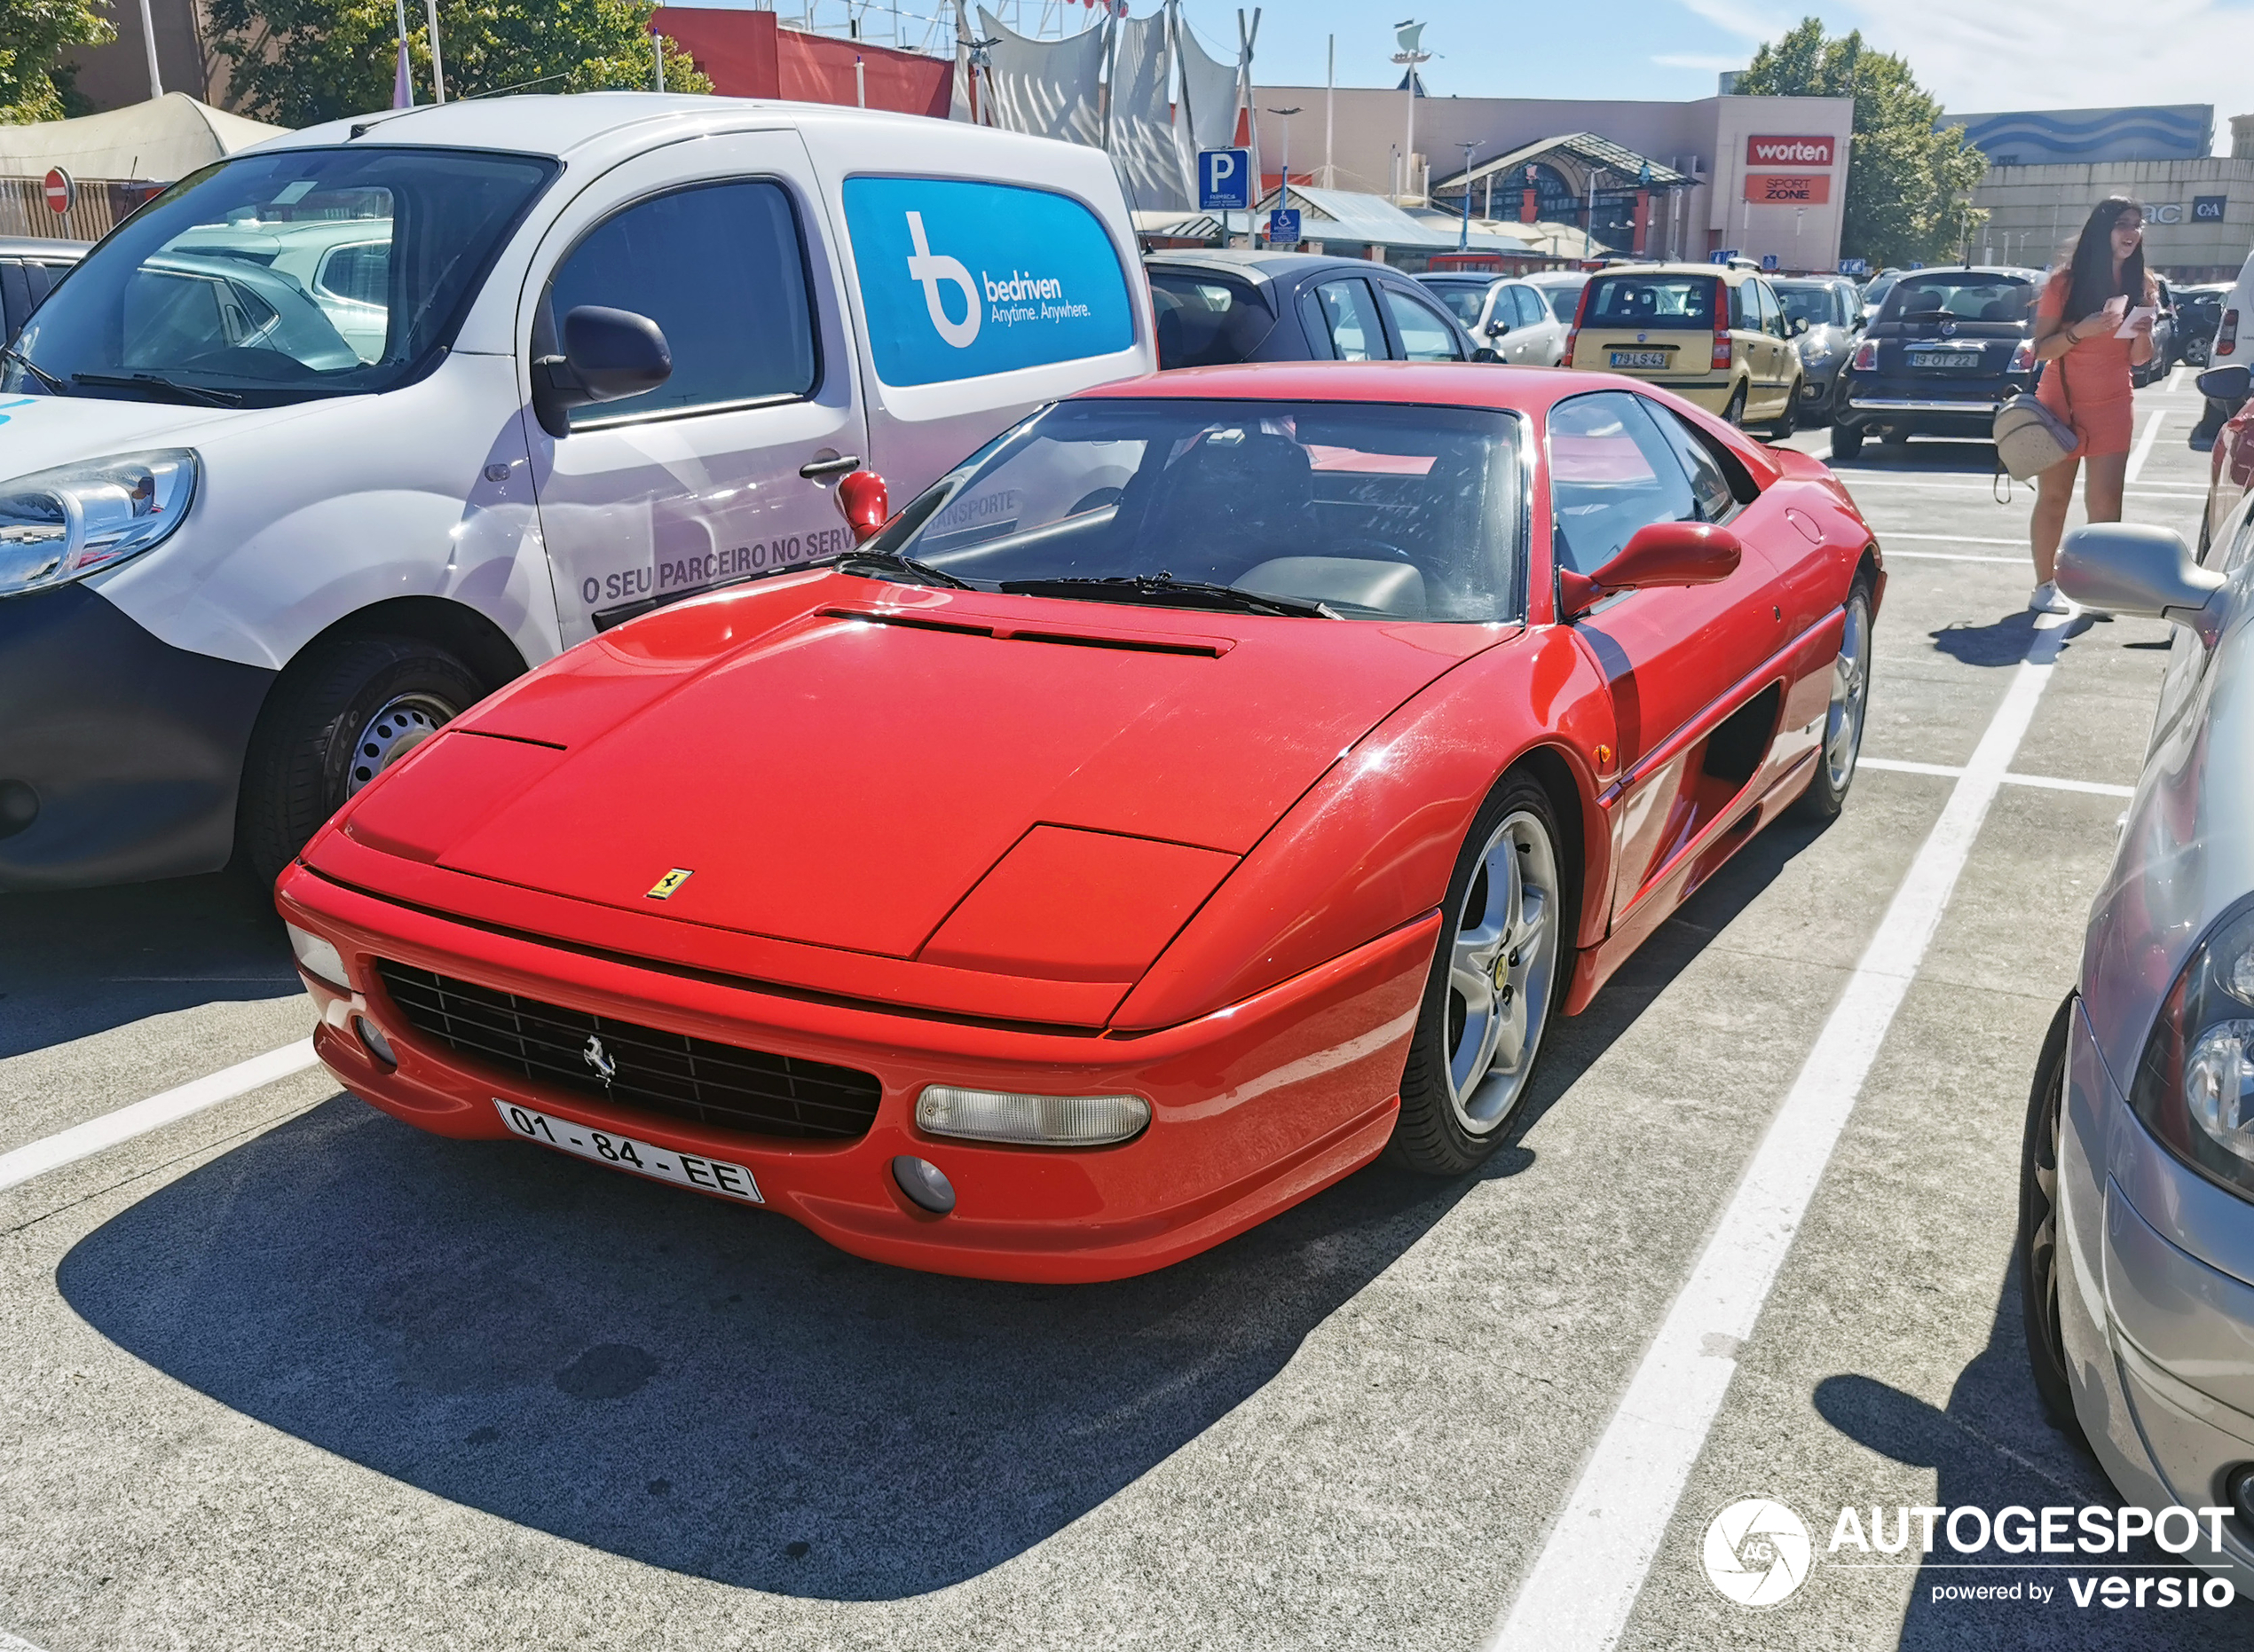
[1415,272,1572,366]
[2192,247,2254,452]
[0,93,1155,890]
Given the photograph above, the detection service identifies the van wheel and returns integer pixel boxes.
[239,636,484,886]
[1829,422,1864,460]
[1723,383,1748,426]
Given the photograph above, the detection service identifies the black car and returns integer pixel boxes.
[1830,265,2040,459]
[2176,283,2229,367]
[0,235,85,342]
[1145,249,1489,368]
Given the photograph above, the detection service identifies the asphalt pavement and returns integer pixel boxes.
[1,367,2243,1650]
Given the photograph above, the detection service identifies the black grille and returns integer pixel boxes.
[375,961,882,1142]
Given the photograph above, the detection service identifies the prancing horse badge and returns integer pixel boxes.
[646,868,694,900]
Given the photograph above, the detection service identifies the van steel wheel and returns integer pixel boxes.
[1391,774,1569,1174]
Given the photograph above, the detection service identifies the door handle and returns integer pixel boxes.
[799,454,863,479]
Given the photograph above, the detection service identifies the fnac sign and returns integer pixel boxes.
[1746,134,1835,168]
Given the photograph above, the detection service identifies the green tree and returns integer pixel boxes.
[0,0,115,123]
[206,0,710,128]
[1736,17,1987,268]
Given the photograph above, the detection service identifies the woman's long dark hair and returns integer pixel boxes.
[2063,197,2147,322]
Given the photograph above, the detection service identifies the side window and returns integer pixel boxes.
[315,242,389,307]
[1548,391,1700,574]
[1640,400,1739,522]
[1510,285,1548,327]
[548,179,816,428]
[1383,285,1466,360]
[1730,279,1754,331]
[1304,278,1383,361]
[1753,281,1777,336]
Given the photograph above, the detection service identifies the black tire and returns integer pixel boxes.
[238,636,484,885]
[1793,574,1875,822]
[1829,422,1864,460]
[1722,382,1748,427]
[2018,993,2087,1443]
[1767,380,1801,440]
[1390,771,1575,1176]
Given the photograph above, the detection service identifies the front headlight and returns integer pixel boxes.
[0,449,198,597]
[2130,897,2254,1201]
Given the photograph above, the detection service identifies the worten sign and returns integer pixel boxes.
[1745,173,1832,205]
[1746,134,1835,168]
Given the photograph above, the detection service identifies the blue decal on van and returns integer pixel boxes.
[843,177,1132,387]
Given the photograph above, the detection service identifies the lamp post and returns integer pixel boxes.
[1457,140,1478,250]
[1391,20,1430,205]
[1267,106,1301,241]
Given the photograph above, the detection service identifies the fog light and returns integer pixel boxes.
[2228,1463,2254,1532]
[354,1015,396,1067]
[915,1084,1150,1147]
[286,923,350,991]
[892,1155,956,1214]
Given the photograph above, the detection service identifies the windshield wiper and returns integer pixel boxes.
[3,346,67,395]
[71,372,242,408]
[997,574,1339,619]
[831,547,973,589]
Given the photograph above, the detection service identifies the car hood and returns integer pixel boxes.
[341,574,1507,964]
[0,390,309,480]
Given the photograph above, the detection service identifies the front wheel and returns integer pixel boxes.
[2018,994,2087,1441]
[1767,380,1801,439]
[1793,575,1873,822]
[1390,774,1572,1175]
[1829,421,1864,460]
[239,636,484,885]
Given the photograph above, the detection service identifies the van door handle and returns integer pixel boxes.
[799,454,863,479]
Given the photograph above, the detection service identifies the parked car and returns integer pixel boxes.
[1562,262,1805,435]
[1774,274,1865,426]
[2135,275,2178,389]
[2193,363,2254,557]
[0,95,1156,893]
[0,236,84,342]
[2027,513,2254,1596]
[2178,283,2229,367]
[1830,265,2041,459]
[1522,269,1590,326]
[277,361,1882,1282]
[1416,271,1571,366]
[1861,268,1904,311]
[2191,251,2254,452]
[1147,249,1485,367]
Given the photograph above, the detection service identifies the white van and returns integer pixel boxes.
[0,94,1155,889]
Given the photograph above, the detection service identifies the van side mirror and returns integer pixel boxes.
[2056,524,2226,641]
[2197,364,2251,403]
[837,469,890,544]
[1558,521,1742,619]
[531,304,673,437]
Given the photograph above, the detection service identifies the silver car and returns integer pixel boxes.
[1415,273,1571,366]
[1775,276,1864,426]
[2027,515,2254,1586]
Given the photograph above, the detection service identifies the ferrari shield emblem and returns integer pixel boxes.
[646,868,694,900]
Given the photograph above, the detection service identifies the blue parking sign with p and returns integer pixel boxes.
[1200,148,1251,210]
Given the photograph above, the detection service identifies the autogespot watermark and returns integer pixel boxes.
[1699,1498,2242,1612]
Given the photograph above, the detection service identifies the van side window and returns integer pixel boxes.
[549,180,816,428]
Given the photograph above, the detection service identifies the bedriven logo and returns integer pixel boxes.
[1704,1499,1814,1605]
[903,211,1093,350]
[904,210,981,349]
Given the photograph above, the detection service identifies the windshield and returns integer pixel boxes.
[1775,282,1840,328]
[1533,280,1585,321]
[872,398,1525,623]
[1881,273,2031,326]
[1580,273,1718,330]
[1423,281,1491,326]
[4,146,556,406]
[1149,271,1276,369]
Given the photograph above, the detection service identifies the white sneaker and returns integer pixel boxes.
[2028,581,2071,615]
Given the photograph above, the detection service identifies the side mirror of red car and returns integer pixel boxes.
[837,469,890,544]
[1558,521,1743,619]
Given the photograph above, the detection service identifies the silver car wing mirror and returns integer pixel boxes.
[2056,523,2228,644]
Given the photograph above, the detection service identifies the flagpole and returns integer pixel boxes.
[392,0,414,107]
[424,0,445,103]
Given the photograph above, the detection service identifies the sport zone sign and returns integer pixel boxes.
[1746,134,1835,167]
[1745,173,1832,205]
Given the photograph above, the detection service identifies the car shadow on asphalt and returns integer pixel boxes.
[1816,1264,2250,1646]
[1929,611,2103,670]
[0,870,301,1059]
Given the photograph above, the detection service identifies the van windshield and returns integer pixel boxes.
[4,146,556,407]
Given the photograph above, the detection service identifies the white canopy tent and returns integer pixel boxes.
[0,93,287,184]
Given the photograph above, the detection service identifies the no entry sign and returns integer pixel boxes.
[43,168,75,215]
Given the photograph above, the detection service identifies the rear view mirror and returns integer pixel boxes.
[1791,316,1810,336]
[532,304,673,436]
[1471,346,1501,364]
[1559,521,1743,619]
[2056,524,2225,640]
[1486,318,1510,337]
[837,469,890,544]
[2197,364,2251,403]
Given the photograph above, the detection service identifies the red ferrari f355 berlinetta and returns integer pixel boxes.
[278,362,1881,1282]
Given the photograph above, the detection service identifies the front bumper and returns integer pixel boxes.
[275,861,1436,1284]
[0,583,273,890]
[2057,999,2254,1585]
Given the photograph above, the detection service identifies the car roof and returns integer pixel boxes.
[0,236,84,259]
[1145,248,1413,286]
[1890,265,2044,280]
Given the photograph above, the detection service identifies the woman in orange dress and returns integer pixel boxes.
[2027,197,2156,612]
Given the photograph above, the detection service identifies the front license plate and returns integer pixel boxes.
[494,1100,764,1203]
[1610,350,1669,368]
[1910,351,1981,369]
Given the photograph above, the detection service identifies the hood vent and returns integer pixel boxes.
[816,605,1231,657]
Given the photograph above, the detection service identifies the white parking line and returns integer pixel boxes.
[2125,408,2168,484]
[1861,756,2134,798]
[1833,475,2203,496]
[0,1628,49,1651]
[0,1039,320,1194]
[1885,550,2023,564]
[1879,532,2027,547]
[2168,365,2185,393]
[1487,613,2072,1652]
